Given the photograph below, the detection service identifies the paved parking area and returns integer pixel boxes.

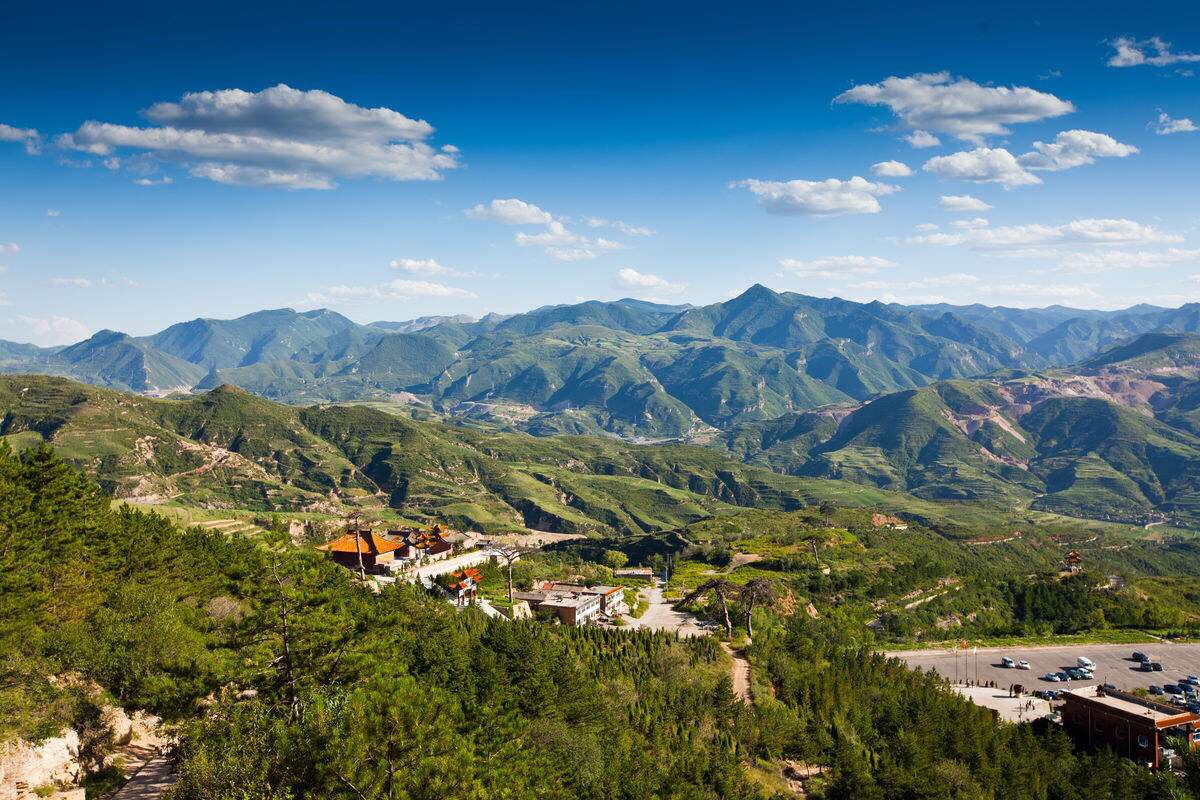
[890,643,1200,694]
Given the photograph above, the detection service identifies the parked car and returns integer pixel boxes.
[1185,675,1199,686]
[1164,684,1183,695]
[1045,690,1060,700]
[1077,656,1096,670]
[1001,656,1015,668]
[1043,672,1061,682]
[1188,701,1200,713]
[1017,660,1031,670]
[1132,651,1149,662]
[1151,662,1164,672]
[1056,671,1071,682]
[1140,661,1156,672]
[1149,685,1164,695]
[1079,669,1094,680]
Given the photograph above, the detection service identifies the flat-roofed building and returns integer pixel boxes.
[536,582,628,616]
[1061,687,1200,770]
[514,588,603,626]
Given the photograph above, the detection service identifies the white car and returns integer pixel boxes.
[1017,660,1031,670]
[1077,656,1095,670]
[1001,656,1015,668]
[1043,672,1061,682]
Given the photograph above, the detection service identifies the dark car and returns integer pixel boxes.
[1151,662,1164,672]
[1133,651,1149,662]
[1149,685,1165,695]
[1164,684,1183,695]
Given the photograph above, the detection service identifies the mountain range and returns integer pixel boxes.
[8,286,1200,526]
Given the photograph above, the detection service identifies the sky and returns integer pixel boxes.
[2,0,1200,345]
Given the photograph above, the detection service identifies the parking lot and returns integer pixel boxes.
[890,643,1200,694]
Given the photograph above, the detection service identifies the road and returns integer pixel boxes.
[890,642,1200,693]
[623,580,707,637]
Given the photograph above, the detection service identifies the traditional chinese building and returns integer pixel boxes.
[316,528,405,573]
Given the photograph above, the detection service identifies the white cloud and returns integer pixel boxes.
[465,198,554,225]
[59,84,458,190]
[904,130,941,148]
[188,163,326,189]
[939,194,993,211]
[908,217,1182,249]
[1157,112,1198,135]
[1017,130,1138,171]
[615,267,686,297]
[975,283,1100,303]
[304,278,476,305]
[870,160,913,177]
[390,258,452,276]
[915,223,940,232]
[16,316,91,346]
[46,209,61,217]
[923,147,1041,188]
[133,176,174,186]
[49,277,93,288]
[835,72,1075,143]
[1055,248,1200,273]
[951,217,990,229]
[514,220,622,261]
[1108,36,1200,67]
[585,217,655,236]
[0,123,41,154]
[731,176,900,216]
[0,243,18,255]
[779,255,898,278]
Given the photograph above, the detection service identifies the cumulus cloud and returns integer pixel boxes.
[390,258,462,277]
[133,176,173,186]
[908,218,1182,249]
[915,223,940,232]
[1157,112,1198,135]
[512,221,623,262]
[1108,36,1200,67]
[0,243,18,255]
[1055,248,1200,273]
[16,316,91,346]
[939,194,993,211]
[585,217,655,236]
[57,84,458,189]
[615,268,686,297]
[465,198,554,225]
[904,130,941,148]
[951,217,990,229]
[732,176,900,216]
[779,255,898,278]
[1016,130,1138,171]
[0,123,41,154]
[870,160,913,177]
[835,72,1074,143]
[923,147,1041,188]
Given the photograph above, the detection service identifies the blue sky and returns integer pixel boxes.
[1,0,1199,344]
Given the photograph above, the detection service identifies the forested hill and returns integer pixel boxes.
[4,444,1197,798]
[5,286,1200,441]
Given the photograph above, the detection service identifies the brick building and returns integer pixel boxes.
[1061,687,1200,770]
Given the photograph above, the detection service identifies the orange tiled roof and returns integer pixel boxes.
[318,531,404,555]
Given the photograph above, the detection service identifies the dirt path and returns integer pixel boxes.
[111,755,174,800]
[722,642,752,703]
